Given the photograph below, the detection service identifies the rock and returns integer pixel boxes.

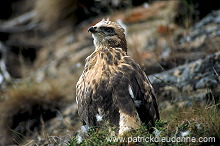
[151,51,220,89]
[143,9,220,74]
[1,0,220,145]
[146,10,220,108]
[149,51,220,106]
[181,10,220,45]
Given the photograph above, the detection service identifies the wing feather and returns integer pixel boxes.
[132,61,160,126]
[111,71,137,116]
[112,57,159,127]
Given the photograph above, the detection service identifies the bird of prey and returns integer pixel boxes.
[76,19,159,136]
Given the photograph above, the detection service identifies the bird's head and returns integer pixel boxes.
[88,19,127,52]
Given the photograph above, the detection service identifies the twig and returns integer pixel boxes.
[0,23,39,33]
[1,11,36,27]
[213,67,220,81]
[0,11,39,33]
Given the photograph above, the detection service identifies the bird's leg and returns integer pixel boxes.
[118,110,141,136]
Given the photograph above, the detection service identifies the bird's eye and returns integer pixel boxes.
[100,27,114,34]
[105,28,113,33]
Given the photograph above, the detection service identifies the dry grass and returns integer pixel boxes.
[0,80,66,145]
[161,102,220,140]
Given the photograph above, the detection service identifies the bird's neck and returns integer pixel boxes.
[94,38,127,52]
[86,47,127,69]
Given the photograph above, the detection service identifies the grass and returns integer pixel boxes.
[1,1,219,145]
[68,102,219,145]
[0,79,66,145]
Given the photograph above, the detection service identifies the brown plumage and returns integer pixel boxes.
[76,19,159,135]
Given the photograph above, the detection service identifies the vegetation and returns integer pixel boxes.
[0,80,66,145]
[68,102,219,145]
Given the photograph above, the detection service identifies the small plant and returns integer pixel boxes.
[68,102,219,145]
[68,121,165,145]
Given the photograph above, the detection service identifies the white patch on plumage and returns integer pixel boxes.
[153,128,162,136]
[134,100,142,107]
[154,114,157,119]
[181,130,190,137]
[76,125,89,144]
[76,134,82,144]
[76,96,78,104]
[128,85,134,99]
[119,127,131,135]
[96,114,103,121]
[80,125,89,133]
[119,111,131,135]
[118,110,141,136]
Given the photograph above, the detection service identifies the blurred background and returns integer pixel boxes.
[0,0,220,145]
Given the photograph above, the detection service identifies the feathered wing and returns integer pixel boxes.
[134,69,160,127]
[112,57,159,130]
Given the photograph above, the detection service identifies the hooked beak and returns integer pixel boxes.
[88,27,96,33]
